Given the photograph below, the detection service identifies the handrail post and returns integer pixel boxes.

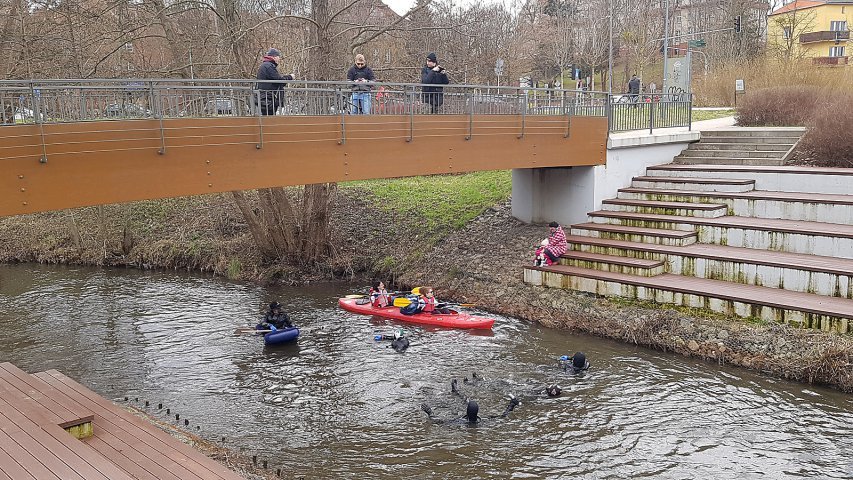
[466,91,473,140]
[649,96,654,134]
[150,81,166,155]
[30,81,48,164]
[407,86,414,142]
[337,88,346,145]
[688,93,693,131]
[255,90,264,149]
[606,94,612,133]
[563,90,571,138]
[517,89,527,139]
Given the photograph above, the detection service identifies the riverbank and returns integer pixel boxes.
[397,201,853,393]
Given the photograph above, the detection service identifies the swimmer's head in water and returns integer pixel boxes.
[572,352,587,370]
[466,400,479,422]
[547,385,562,397]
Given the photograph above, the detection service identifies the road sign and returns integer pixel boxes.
[688,39,706,48]
[735,79,745,92]
[495,58,504,76]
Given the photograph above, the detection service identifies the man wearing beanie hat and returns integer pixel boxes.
[256,48,294,115]
[421,52,449,114]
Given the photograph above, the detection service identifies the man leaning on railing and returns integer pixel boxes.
[256,48,294,115]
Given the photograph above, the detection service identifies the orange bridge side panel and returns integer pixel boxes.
[0,115,607,216]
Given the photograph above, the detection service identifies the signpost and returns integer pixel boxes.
[734,79,745,106]
[495,58,504,87]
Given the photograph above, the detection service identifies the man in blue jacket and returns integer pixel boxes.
[256,48,294,115]
[421,52,449,114]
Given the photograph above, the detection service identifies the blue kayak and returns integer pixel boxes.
[263,327,300,346]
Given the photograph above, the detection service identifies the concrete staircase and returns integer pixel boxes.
[674,127,806,166]
[524,162,853,334]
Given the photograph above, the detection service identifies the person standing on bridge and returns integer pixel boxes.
[627,74,641,106]
[421,53,449,114]
[347,54,375,114]
[256,48,294,115]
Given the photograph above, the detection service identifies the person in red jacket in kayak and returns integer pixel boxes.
[369,280,393,308]
[421,287,452,314]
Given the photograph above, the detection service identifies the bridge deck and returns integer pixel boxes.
[0,114,606,216]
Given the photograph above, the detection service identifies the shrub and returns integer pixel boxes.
[735,86,820,127]
[799,94,853,168]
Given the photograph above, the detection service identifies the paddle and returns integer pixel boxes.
[392,297,475,308]
[345,294,365,299]
[233,327,273,335]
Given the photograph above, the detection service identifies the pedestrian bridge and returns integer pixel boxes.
[0,79,617,217]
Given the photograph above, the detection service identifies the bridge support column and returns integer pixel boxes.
[512,129,698,226]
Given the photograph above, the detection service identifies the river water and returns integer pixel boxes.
[0,264,851,479]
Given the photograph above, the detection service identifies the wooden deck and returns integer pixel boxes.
[0,363,245,480]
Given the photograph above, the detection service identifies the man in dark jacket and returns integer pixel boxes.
[260,301,293,330]
[256,48,294,115]
[421,52,449,114]
[627,74,641,105]
[346,54,375,114]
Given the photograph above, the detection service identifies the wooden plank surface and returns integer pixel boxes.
[36,370,245,480]
[0,363,93,427]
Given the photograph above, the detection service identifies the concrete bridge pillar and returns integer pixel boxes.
[512,129,699,226]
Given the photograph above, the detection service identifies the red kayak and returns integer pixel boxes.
[338,298,495,330]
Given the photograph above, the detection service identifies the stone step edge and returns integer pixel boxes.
[587,211,853,239]
[572,222,697,239]
[562,235,853,276]
[524,266,853,320]
[561,250,665,269]
[603,199,727,211]
[619,187,853,206]
[632,176,755,186]
[647,164,853,176]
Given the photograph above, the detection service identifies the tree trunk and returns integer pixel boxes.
[0,0,23,78]
[231,191,279,259]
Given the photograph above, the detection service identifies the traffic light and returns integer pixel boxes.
[734,15,742,33]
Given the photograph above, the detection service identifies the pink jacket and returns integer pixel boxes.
[548,226,568,257]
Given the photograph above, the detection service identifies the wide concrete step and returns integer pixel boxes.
[695,136,801,144]
[563,235,853,299]
[689,142,792,152]
[674,156,785,166]
[588,210,853,258]
[630,176,756,193]
[523,266,851,333]
[558,251,665,276]
[602,198,728,218]
[701,128,806,138]
[679,149,786,159]
[644,164,853,195]
[618,188,853,224]
[571,222,697,246]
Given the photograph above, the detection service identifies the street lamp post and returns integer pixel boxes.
[608,0,613,94]
[662,0,670,89]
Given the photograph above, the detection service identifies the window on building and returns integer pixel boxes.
[124,42,134,52]
[829,46,846,57]
[385,50,391,64]
[830,21,848,31]
[783,27,792,39]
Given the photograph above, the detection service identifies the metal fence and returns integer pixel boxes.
[608,93,693,133]
[0,79,610,124]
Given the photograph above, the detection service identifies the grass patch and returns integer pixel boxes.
[342,170,512,234]
[691,109,735,122]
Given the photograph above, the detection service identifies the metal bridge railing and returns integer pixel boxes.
[0,79,610,125]
[607,93,693,133]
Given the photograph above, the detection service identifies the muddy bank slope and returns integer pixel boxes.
[398,201,853,393]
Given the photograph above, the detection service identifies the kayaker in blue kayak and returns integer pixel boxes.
[258,301,293,331]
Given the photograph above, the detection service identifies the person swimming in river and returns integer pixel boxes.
[421,377,520,425]
[561,352,590,374]
[257,301,292,331]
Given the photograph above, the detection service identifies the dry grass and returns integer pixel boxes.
[734,86,820,127]
[693,58,853,107]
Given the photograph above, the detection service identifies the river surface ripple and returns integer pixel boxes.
[1,264,851,479]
